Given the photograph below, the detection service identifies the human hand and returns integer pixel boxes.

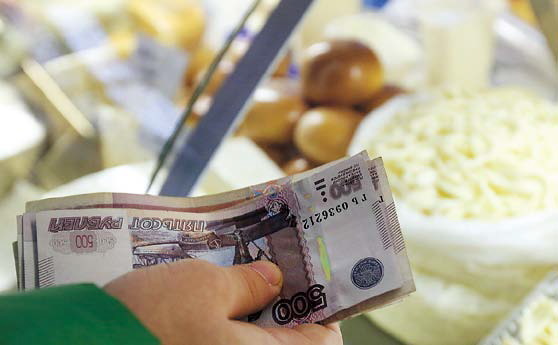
[104,259,343,345]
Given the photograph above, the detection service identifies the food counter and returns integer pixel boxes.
[0,0,556,344]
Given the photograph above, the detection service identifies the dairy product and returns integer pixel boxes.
[515,296,558,345]
[481,273,558,345]
[349,87,558,345]
[364,88,558,220]
[296,0,360,49]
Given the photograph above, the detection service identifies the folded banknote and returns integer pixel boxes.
[16,151,414,326]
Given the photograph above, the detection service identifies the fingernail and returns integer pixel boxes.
[248,261,282,286]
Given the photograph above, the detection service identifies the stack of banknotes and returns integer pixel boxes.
[14,151,414,327]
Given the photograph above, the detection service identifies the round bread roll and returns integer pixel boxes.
[237,78,306,144]
[302,40,383,106]
[282,157,314,175]
[294,107,362,163]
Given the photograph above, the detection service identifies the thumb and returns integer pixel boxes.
[222,261,283,319]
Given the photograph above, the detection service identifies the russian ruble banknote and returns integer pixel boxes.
[16,151,414,327]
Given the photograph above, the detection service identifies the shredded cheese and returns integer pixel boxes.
[516,296,558,345]
[368,87,558,220]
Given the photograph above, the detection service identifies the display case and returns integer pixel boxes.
[0,0,556,344]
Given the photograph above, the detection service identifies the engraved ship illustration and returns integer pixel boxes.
[131,204,296,268]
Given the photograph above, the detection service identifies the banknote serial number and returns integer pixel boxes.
[301,194,368,230]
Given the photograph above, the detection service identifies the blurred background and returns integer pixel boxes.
[0,0,557,344]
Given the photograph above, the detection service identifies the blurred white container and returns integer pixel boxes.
[296,0,361,48]
[0,83,46,197]
[418,0,505,88]
[44,137,285,199]
[291,0,361,63]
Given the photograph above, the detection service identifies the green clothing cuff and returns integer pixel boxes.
[0,284,159,345]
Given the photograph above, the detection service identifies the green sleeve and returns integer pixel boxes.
[0,284,159,345]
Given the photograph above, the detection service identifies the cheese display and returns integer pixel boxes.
[360,87,558,220]
[350,87,558,345]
